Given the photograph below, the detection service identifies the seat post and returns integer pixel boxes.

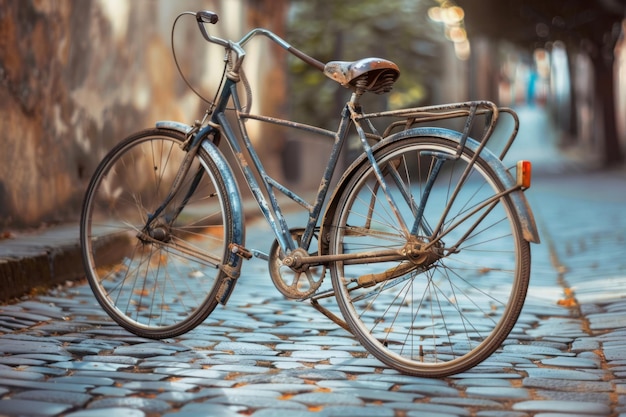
[349,77,369,109]
[355,77,368,98]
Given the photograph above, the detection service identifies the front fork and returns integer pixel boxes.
[140,126,214,237]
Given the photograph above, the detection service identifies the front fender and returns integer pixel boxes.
[156,121,245,304]
[199,139,246,304]
[156,120,244,248]
[321,127,540,246]
[155,120,193,135]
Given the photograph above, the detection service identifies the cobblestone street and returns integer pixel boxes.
[1,107,626,416]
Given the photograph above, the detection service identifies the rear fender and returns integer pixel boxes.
[321,127,540,247]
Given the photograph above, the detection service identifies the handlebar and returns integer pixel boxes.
[195,11,229,48]
[194,10,325,73]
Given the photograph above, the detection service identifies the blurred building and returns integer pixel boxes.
[616,20,626,154]
[0,0,286,231]
[457,0,626,167]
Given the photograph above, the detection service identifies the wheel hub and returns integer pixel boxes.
[149,225,171,242]
[138,222,171,244]
[404,237,443,268]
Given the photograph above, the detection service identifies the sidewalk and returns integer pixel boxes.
[0,200,265,303]
[501,105,600,174]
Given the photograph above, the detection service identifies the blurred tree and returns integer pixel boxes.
[246,0,290,183]
[285,0,443,128]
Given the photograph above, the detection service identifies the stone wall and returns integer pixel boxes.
[0,0,248,231]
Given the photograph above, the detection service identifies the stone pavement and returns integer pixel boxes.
[1,105,626,416]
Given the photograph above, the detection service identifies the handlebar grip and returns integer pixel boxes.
[196,10,218,24]
[196,10,228,46]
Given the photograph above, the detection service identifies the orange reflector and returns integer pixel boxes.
[516,160,532,189]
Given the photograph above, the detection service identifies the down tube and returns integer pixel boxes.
[215,109,295,252]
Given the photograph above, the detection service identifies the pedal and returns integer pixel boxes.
[229,243,253,260]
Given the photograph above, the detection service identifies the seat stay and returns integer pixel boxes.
[349,103,412,237]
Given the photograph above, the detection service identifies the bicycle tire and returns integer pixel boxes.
[80,128,235,339]
[328,135,530,377]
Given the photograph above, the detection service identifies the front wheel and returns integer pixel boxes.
[80,128,235,339]
[328,135,530,377]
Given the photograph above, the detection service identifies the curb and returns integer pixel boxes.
[0,197,274,304]
[0,225,85,303]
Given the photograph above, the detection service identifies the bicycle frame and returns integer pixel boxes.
[156,19,539,272]
[194,76,358,259]
[80,10,541,376]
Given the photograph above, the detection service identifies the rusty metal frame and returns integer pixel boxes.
[180,19,536,305]
[204,89,532,264]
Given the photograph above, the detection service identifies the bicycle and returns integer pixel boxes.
[80,10,540,378]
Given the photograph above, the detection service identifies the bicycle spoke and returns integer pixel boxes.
[81,129,234,338]
[330,135,529,377]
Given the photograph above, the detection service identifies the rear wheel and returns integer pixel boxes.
[328,135,530,377]
[80,128,235,338]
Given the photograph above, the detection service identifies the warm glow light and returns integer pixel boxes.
[454,40,471,60]
[428,2,470,61]
[443,6,464,24]
[428,7,443,22]
[449,26,467,43]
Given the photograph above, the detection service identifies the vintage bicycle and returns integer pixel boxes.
[80,10,540,377]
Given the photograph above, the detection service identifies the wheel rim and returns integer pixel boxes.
[330,138,530,376]
[81,132,230,336]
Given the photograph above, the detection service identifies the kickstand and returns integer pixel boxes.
[309,298,352,334]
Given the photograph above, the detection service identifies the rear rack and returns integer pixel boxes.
[355,100,520,161]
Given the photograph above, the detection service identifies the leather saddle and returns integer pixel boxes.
[323,57,400,94]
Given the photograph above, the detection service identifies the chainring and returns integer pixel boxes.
[268,228,326,299]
